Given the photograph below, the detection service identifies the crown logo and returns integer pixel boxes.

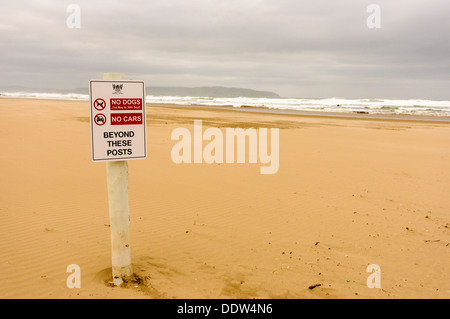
[112,84,123,94]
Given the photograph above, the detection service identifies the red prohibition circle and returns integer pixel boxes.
[94,113,107,126]
[94,98,106,111]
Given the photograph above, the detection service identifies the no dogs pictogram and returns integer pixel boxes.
[94,113,107,126]
[94,98,106,111]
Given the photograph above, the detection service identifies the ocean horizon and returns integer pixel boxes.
[2,90,450,117]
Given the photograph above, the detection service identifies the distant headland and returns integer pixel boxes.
[0,85,281,99]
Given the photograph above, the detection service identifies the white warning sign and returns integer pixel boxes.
[90,80,147,161]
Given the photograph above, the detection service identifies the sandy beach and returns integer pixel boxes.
[0,97,448,299]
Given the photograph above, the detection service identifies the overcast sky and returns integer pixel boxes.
[1,0,449,99]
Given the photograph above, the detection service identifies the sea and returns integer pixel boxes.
[1,91,450,117]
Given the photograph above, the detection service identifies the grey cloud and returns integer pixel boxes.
[0,0,449,99]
